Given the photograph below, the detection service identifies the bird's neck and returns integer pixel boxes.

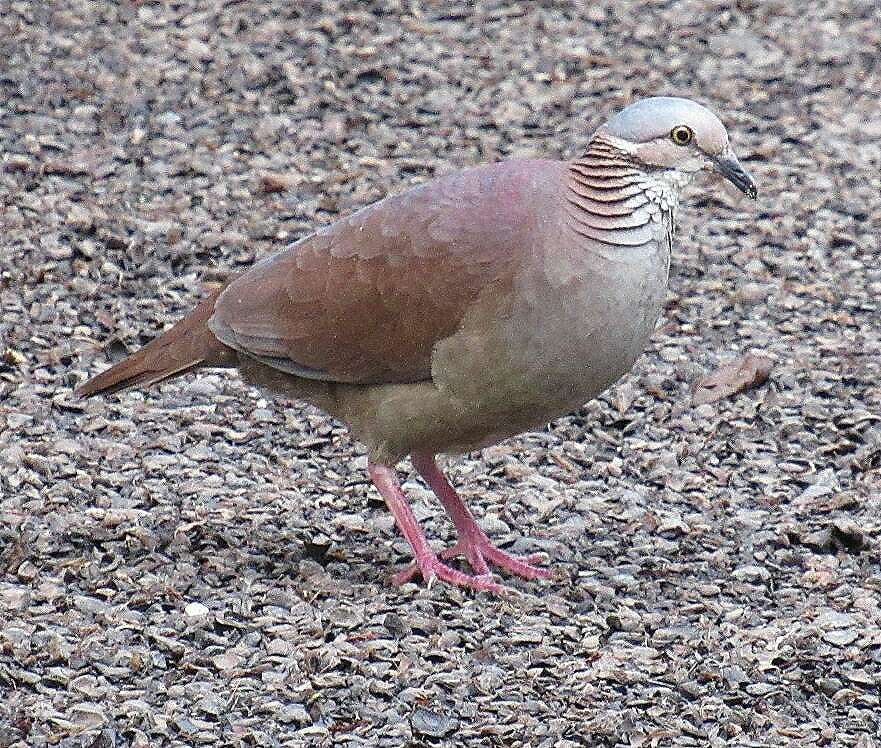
[565,136,689,252]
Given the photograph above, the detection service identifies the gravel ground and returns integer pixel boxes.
[2,1,880,746]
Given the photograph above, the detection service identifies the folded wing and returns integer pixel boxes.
[209,160,559,385]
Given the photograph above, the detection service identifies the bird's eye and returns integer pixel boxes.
[670,125,693,146]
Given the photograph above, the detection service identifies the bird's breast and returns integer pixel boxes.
[428,190,673,438]
[528,244,667,396]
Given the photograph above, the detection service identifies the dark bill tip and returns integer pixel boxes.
[714,154,758,199]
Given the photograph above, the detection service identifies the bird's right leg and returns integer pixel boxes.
[367,461,504,594]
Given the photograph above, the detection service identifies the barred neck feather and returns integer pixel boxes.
[566,135,684,250]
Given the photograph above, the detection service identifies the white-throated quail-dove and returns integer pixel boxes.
[77,97,757,594]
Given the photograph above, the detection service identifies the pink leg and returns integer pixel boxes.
[367,461,505,594]
[394,452,552,583]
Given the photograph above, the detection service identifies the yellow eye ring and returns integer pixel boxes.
[670,125,694,146]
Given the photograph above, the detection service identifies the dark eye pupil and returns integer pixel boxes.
[673,127,691,144]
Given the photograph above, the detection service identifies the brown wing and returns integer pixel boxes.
[209,159,562,384]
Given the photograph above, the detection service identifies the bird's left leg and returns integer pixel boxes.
[367,461,505,593]
[403,452,552,581]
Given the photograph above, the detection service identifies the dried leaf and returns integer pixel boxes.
[692,353,773,405]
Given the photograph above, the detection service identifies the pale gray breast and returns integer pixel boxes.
[515,234,669,414]
[431,147,676,420]
[507,143,675,409]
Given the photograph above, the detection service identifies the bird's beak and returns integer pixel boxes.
[713,149,757,199]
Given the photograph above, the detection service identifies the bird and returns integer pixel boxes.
[77,96,757,594]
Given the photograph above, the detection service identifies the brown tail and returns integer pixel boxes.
[77,286,239,398]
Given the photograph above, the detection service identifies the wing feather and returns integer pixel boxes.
[208,160,562,385]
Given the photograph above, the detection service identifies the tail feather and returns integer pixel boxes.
[77,286,238,398]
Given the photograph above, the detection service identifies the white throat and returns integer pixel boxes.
[641,169,694,218]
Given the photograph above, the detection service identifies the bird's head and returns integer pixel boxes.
[593,96,757,199]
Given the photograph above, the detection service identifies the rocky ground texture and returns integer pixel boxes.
[1,1,880,746]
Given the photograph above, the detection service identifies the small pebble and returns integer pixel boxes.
[184,602,210,618]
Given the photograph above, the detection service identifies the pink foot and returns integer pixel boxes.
[392,537,551,588]
[409,451,554,583]
[390,554,505,594]
[367,456,556,596]
[475,542,552,580]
